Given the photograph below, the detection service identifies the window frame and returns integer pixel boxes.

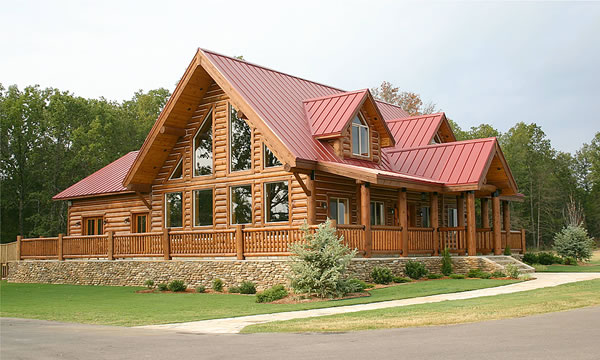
[328,197,349,225]
[263,143,283,169]
[164,191,183,229]
[351,113,370,158]
[264,180,290,224]
[228,103,253,174]
[131,212,149,233]
[168,157,183,180]
[421,206,431,228]
[230,184,253,225]
[83,216,104,235]
[370,201,385,226]
[447,207,458,227]
[192,187,214,228]
[192,108,214,178]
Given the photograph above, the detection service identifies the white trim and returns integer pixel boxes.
[351,113,370,157]
[168,158,183,180]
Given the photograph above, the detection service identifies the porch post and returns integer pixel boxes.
[361,182,372,257]
[492,193,502,255]
[235,225,245,260]
[466,191,476,256]
[58,233,64,261]
[16,235,22,261]
[398,188,408,257]
[107,231,114,260]
[481,198,490,228]
[502,201,511,232]
[457,194,465,227]
[162,228,171,260]
[431,192,439,256]
[306,171,316,225]
[521,229,526,253]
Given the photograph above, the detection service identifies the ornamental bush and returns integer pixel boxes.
[288,220,357,298]
[195,285,206,293]
[212,278,224,292]
[256,285,288,303]
[157,283,168,291]
[239,281,257,294]
[393,276,412,283]
[167,280,187,292]
[503,246,512,256]
[371,266,394,284]
[537,252,562,265]
[144,279,155,289]
[491,270,506,278]
[440,248,453,276]
[522,252,538,265]
[404,260,428,279]
[449,274,465,279]
[466,268,491,279]
[553,225,595,262]
[504,264,521,278]
[427,273,443,279]
[344,278,368,293]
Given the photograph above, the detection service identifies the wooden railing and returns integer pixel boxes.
[439,227,467,254]
[20,237,59,259]
[243,226,306,256]
[114,232,163,258]
[372,225,402,253]
[337,224,365,252]
[63,235,108,258]
[476,228,494,254]
[170,229,236,257]
[408,227,435,254]
[505,230,524,252]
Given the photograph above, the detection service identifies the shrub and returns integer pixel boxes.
[144,279,155,289]
[228,286,241,293]
[167,280,187,292]
[537,252,561,265]
[393,276,412,283]
[519,274,532,280]
[157,283,168,291]
[450,274,465,279]
[288,220,357,298]
[239,281,256,294]
[427,273,443,279]
[212,278,224,292]
[195,285,206,293]
[364,283,376,289]
[491,270,506,278]
[553,225,595,262]
[563,257,578,266]
[345,278,368,292]
[256,285,288,303]
[440,248,453,276]
[467,268,491,279]
[504,264,520,278]
[522,252,538,265]
[371,266,394,284]
[503,246,512,255]
[404,260,428,280]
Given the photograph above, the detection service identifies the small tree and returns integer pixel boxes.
[553,225,595,262]
[440,248,453,276]
[288,220,356,298]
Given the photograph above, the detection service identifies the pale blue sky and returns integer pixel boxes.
[2,0,599,153]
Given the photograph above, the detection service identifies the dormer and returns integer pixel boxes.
[385,112,456,150]
[303,89,395,162]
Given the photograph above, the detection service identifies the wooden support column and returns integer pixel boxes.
[398,188,408,257]
[502,201,511,232]
[466,191,476,256]
[361,182,372,258]
[481,198,490,228]
[521,229,526,253]
[492,193,502,255]
[457,194,465,227]
[236,225,245,260]
[16,235,22,261]
[306,171,316,225]
[107,231,114,260]
[58,233,64,261]
[162,228,171,260]
[431,192,439,256]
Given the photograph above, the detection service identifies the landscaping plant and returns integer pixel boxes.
[288,220,357,298]
[491,270,506,278]
[228,286,241,293]
[393,276,412,283]
[167,280,187,292]
[449,274,465,279]
[427,273,443,279]
[504,264,521,278]
[522,252,538,265]
[195,285,206,293]
[256,285,288,303]
[157,283,168,291]
[212,278,224,292]
[144,280,155,289]
[537,252,562,265]
[404,260,428,279]
[503,246,512,256]
[440,248,453,276]
[467,269,491,279]
[345,278,368,292]
[553,225,595,262]
[371,266,394,284]
[239,281,257,294]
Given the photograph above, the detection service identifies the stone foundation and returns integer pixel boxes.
[7,257,503,290]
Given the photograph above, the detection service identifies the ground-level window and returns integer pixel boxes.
[229,105,251,172]
[165,192,183,228]
[133,213,148,233]
[84,216,103,235]
[264,181,289,223]
[448,208,458,227]
[231,185,252,224]
[421,206,431,227]
[194,189,213,227]
[329,197,349,225]
[371,201,385,226]
[264,144,282,168]
[194,110,213,176]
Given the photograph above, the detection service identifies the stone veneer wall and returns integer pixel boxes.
[7,257,503,290]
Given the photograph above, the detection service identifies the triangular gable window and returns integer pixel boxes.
[351,114,370,157]
[169,158,183,180]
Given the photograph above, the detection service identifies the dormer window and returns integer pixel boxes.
[352,114,369,157]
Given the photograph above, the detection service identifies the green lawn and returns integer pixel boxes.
[0,279,517,326]
[535,250,600,273]
[242,279,600,333]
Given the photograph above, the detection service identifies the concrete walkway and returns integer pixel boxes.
[139,272,600,334]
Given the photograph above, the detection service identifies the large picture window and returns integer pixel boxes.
[193,189,213,227]
[370,201,385,226]
[264,181,289,223]
[165,192,183,228]
[351,114,369,157]
[230,105,251,172]
[231,185,252,224]
[194,110,213,176]
[264,144,282,168]
[329,197,349,225]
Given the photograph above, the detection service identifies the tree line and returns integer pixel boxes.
[1,82,598,248]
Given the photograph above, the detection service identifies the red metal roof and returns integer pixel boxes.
[386,113,445,149]
[304,90,368,137]
[53,151,139,200]
[386,138,497,185]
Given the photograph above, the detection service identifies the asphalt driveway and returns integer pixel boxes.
[2,306,599,360]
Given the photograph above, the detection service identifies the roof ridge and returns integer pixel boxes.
[302,89,368,103]
[385,137,497,153]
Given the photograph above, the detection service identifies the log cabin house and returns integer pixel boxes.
[21,48,525,261]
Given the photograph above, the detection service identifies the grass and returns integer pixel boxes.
[534,250,600,273]
[242,279,600,333]
[0,279,517,326]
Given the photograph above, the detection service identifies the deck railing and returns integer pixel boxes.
[13,225,525,260]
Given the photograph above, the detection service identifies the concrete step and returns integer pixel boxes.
[485,256,535,274]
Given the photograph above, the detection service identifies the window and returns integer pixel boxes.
[193,110,213,176]
[229,105,251,172]
[351,114,369,157]
[370,201,385,226]
[448,208,458,227]
[133,213,148,233]
[169,158,183,180]
[265,181,289,223]
[193,189,213,227]
[165,192,183,228]
[264,144,282,168]
[231,185,252,224]
[84,217,103,235]
[432,133,442,144]
[329,197,349,224]
[421,206,431,227]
